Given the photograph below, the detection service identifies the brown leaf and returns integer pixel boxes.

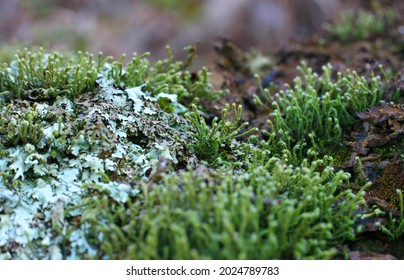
[357,104,404,123]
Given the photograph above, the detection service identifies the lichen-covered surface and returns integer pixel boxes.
[0,0,403,259]
[0,49,208,259]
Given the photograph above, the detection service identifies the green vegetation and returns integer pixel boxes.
[72,157,366,259]
[186,103,257,163]
[0,104,45,146]
[256,62,384,155]
[324,1,397,42]
[103,45,225,103]
[0,46,224,104]
[0,49,98,101]
[380,190,404,240]
[148,0,202,19]
[0,45,401,260]
[363,189,404,240]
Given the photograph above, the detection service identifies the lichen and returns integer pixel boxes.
[0,48,209,259]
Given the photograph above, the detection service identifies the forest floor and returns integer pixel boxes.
[0,1,404,259]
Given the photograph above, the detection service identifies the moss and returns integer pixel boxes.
[329,145,352,168]
[157,97,175,113]
[0,48,100,101]
[370,163,404,212]
[0,45,399,259]
[371,146,401,160]
[261,62,385,162]
[72,156,365,260]
[186,103,257,164]
[324,1,397,43]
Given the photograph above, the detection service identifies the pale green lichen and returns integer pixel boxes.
[0,48,207,259]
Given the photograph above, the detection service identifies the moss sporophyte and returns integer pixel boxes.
[0,46,401,259]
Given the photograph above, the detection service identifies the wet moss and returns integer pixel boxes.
[370,162,404,213]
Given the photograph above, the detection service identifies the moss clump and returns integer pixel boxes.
[0,45,225,105]
[103,45,225,104]
[0,104,45,147]
[261,62,385,157]
[0,48,99,101]
[324,1,397,43]
[186,103,257,163]
[72,156,365,260]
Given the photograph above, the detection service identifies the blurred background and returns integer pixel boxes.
[0,0,357,63]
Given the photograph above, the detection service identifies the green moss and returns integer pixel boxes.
[186,103,257,163]
[366,190,404,240]
[371,146,400,159]
[324,1,397,43]
[372,164,404,211]
[329,146,352,167]
[265,62,385,158]
[0,104,45,147]
[0,46,396,260]
[0,45,225,105]
[0,48,99,101]
[157,97,175,113]
[104,45,225,104]
[71,156,366,260]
